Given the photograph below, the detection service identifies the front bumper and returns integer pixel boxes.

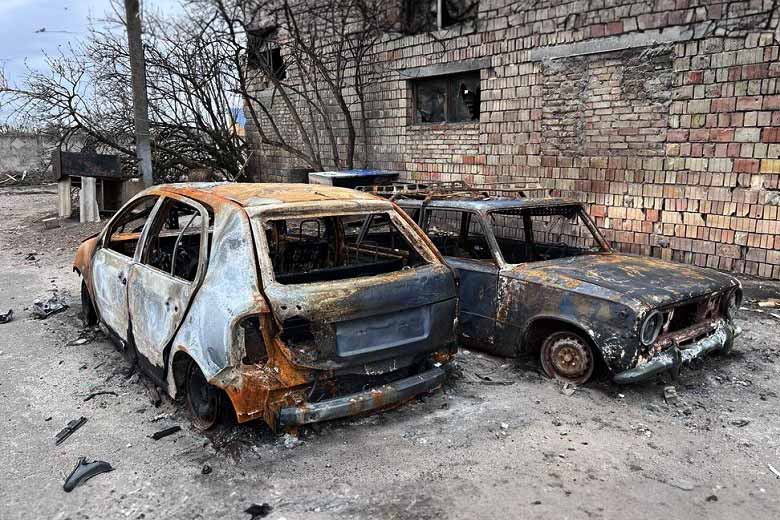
[278,365,447,427]
[613,321,741,384]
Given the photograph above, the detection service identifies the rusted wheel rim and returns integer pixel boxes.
[540,332,594,385]
[186,361,220,431]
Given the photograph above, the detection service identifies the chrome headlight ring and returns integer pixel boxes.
[640,310,663,346]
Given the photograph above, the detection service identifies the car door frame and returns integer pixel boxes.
[126,194,211,380]
[91,195,164,345]
[421,206,504,350]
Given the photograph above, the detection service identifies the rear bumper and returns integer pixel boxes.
[278,365,447,427]
[613,321,740,385]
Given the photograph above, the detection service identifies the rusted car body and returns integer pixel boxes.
[385,191,742,384]
[74,183,457,430]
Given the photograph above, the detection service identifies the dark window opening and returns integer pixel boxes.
[143,199,212,282]
[247,28,287,81]
[424,208,494,262]
[105,196,158,257]
[413,71,480,124]
[489,206,606,264]
[401,0,479,33]
[264,213,429,285]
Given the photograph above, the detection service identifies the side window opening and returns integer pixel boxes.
[143,199,212,282]
[105,196,158,257]
[425,208,494,262]
[264,212,429,285]
[490,207,605,264]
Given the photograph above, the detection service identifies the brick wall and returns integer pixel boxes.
[246,0,780,279]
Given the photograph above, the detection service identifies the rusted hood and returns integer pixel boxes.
[508,254,738,308]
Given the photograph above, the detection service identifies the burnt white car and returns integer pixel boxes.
[74,183,457,430]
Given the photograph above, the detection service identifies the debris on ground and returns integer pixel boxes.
[730,418,751,427]
[63,457,113,492]
[280,433,301,450]
[55,417,87,446]
[150,426,181,440]
[150,413,173,423]
[83,391,118,402]
[768,464,780,479]
[244,503,273,519]
[146,384,162,407]
[42,217,60,230]
[0,309,13,324]
[706,495,718,502]
[561,383,577,396]
[31,292,69,319]
[663,386,679,403]
[201,464,212,475]
[668,478,694,491]
[757,299,780,308]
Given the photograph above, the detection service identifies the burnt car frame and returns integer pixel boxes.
[74,183,458,430]
[377,185,742,384]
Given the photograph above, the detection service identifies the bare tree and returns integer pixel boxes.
[0,3,248,181]
[202,0,397,172]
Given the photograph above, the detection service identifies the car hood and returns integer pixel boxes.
[507,253,738,309]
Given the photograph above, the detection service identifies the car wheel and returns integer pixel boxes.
[80,281,98,327]
[540,331,595,385]
[185,359,222,431]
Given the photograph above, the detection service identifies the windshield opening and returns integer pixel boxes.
[263,211,430,285]
[489,206,606,264]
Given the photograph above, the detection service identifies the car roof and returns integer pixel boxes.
[152,182,383,208]
[394,197,582,212]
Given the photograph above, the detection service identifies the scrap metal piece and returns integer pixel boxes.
[150,425,181,440]
[63,457,113,492]
[0,309,13,324]
[32,293,69,319]
[55,417,87,446]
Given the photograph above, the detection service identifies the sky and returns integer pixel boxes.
[0,0,180,87]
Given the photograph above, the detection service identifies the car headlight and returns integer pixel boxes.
[725,289,742,320]
[640,310,663,346]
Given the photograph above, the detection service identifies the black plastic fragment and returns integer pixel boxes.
[84,391,118,402]
[63,457,113,492]
[55,417,87,445]
[245,503,273,519]
[0,309,13,323]
[150,426,181,440]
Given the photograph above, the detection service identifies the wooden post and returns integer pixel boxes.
[57,176,72,218]
[80,177,101,223]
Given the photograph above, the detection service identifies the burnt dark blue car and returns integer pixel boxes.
[367,185,742,385]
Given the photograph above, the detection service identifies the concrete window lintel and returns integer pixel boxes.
[399,58,492,80]
[528,23,711,61]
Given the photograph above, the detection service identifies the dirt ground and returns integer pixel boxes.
[2,185,780,520]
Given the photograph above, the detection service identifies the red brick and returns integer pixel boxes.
[763,95,780,110]
[736,96,762,111]
[666,130,689,142]
[605,20,623,35]
[742,63,769,79]
[710,128,734,142]
[589,24,605,37]
[734,159,760,173]
[762,128,780,143]
[711,97,735,112]
[688,70,704,84]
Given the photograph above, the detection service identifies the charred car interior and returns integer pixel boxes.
[363,182,742,386]
[75,183,458,431]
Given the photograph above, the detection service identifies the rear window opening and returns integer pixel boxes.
[263,212,429,285]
